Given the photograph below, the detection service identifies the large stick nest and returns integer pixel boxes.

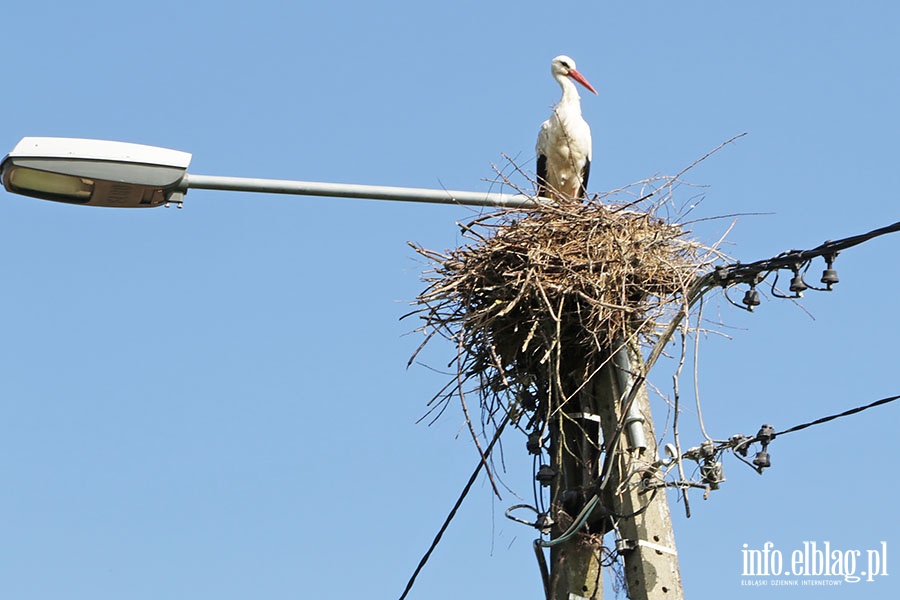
[408,191,717,432]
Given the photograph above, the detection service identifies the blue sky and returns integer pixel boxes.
[1,2,898,598]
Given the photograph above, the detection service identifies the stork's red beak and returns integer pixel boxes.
[568,69,598,95]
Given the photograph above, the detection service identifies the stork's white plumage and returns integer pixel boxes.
[536,55,597,202]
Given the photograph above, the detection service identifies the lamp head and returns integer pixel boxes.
[1,137,191,208]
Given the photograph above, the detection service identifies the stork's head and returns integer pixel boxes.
[551,55,598,95]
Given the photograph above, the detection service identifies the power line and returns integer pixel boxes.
[775,392,900,437]
[397,415,509,600]
[712,219,900,288]
[704,219,900,310]
[653,216,900,346]
[682,392,900,471]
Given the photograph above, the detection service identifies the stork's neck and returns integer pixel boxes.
[555,74,582,112]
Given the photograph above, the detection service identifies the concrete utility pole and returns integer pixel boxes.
[548,341,684,600]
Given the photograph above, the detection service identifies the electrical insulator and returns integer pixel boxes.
[753,424,775,472]
[535,512,555,534]
[699,439,716,459]
[821,255,839,290]
[821,268,839,286]
[730,434,750,457]
[753,451,771,469]
[742,286,761,309]
[526,431,542,455]
[700,462,724,489]
[789,272,808,294]
[535,464,557,487]
[756,424,775,444]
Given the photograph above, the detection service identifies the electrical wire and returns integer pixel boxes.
[533,540,551,600]
[530,484,658,550]
[397,415,509,600]
[775,393,900,437]
[535,494,601,548]
[683,393,900,465]
[709,219,900,289]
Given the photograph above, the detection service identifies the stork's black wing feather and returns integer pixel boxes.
[536,153,548,199]
[578,158,591,200]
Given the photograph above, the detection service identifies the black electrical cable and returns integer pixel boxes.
[533,540,551,600]
[397,415,509,600]
[600,487,659,520]
[710,219,900,289]
[775,393,900,437]
[693,393,900,463]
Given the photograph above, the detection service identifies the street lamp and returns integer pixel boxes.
[1,137,537,209]
[1,137,191,208]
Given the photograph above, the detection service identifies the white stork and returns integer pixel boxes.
[536,55,597,202]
